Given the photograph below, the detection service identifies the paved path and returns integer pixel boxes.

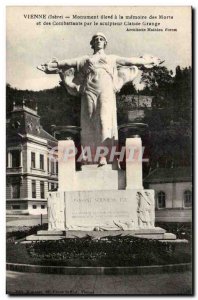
[6,271,192,295]
[6,215,48,228]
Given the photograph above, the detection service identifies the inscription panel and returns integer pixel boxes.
[65,190,140,230]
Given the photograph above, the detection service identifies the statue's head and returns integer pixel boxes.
[90,32,107,50]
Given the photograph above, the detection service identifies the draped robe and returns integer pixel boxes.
[61,54,139,159]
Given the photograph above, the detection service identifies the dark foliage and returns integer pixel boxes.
[146,123,192,169]
[140,65,192,123]
[24,235,190,267]
[155,222,192,241]
[6,84,81,133]
[6,223,48,242]
[119,82,137,95]
[6,223,192,267]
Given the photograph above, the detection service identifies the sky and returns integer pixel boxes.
[6,6,191,91]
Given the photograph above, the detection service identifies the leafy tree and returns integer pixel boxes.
[119,82,137,95]
[140,66,174,109]
[171,66,192,122]
[6,84,81,133]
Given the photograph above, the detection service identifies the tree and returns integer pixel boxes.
[171,66,192,122]
[6,84,81,133]
[140,66,174,108]
[140,65,192,123]
[119,82,137,95]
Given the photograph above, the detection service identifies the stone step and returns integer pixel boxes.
[37,230,65,236]
[135,234,165,240]
[133,230,176,240]
[64,228,166,239]
[26,234,65,241]
[163,232,177,240]
[25,230,179,242]
[133,227,166,234]
[159,239,188,243]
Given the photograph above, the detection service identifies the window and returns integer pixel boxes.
[12,183,20,198]
[11,150,20,167]
[51,183,55,191]
[6,152,8,167]
[157,191,166,208]
[41,205,45,209]
[12,204,20,210]
[47,158,49,173]
[32,205,37,209]
[32,180,36,198]
[51,160,55,174]
[56,161,58,175]
[184,190,192,208]
[40,154,44,170]
[40,181,45,199]
[31,152,36,168]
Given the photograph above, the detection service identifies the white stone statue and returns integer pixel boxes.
[38,33,162,166]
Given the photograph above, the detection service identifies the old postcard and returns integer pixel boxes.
[6,6,192,295]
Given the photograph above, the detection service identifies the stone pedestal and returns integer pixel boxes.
[58,140,76,191]
[126,137,143,189]
[47,137,156,232]
[76,165,126,190]
[48,189,154,231]
[43,137,176,240]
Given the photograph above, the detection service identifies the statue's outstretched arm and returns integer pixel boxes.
[37,57,78,74]
[57,58,78,68]
[116,55,163,68]
[114,55,164,91]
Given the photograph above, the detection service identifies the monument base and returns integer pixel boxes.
[64,228,177,240]
[33,139,180,243]
[47,189,155,231]
[26,227,177,241]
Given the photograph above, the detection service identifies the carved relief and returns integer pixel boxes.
[137,191,154,229]
[65,220,135,231]
[48,192,65,230]
[48,194,57,230]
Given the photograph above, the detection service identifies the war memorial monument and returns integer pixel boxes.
[36,33,175,239]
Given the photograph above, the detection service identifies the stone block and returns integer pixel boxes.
[126,138,143,190]
[163,232,177,240]
[64,229,166,239]
[26,234,64,241]
[159,239,188,243]
[37,230,65,236]
[135,234,165,239]
[133,227,166,234]
[48,189,155,231]
[75,165,125,190]
[58,140,75,191]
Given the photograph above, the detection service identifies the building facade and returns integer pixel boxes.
[6,100,58,215]
[144,167,192,222]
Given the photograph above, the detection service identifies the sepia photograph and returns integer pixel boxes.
[6,6,192,295]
